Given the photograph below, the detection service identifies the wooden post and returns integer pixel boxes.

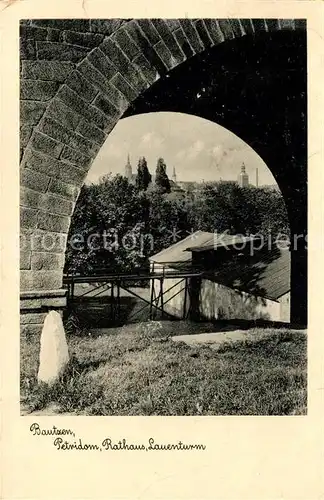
[110,282,114,322]
[160,278,164,319]
[116,280,120,322]
[71,278,75,303]
[149,278,155,320]
[183,278,188,320]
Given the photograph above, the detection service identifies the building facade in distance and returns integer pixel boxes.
[238,163,249,187]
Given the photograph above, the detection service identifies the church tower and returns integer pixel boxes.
[125,154,132,180]
[172,166,177,184]
[238,163,249,188]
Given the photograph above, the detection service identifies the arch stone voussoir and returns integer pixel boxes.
[19,17,302,334]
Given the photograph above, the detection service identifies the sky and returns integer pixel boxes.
[85,112,277,186]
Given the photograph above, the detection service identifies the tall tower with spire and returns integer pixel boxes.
[238,163,249,188]
[125,154,132,180]
[172,166,177,184]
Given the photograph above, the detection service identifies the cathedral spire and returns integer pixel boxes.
[172,166,177,183]
[125,153,132,180]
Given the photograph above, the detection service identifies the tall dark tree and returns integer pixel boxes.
[136,156,152,191]
[155,157,171,194]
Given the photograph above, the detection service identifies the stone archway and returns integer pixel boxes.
[20,18,306,334]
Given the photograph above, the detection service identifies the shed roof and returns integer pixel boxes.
[203,246,290,301]
[150,231,257,264]
[149,231,214,265]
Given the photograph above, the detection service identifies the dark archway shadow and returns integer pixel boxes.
[123,30,307,326]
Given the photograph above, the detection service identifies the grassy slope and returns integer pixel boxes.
[21,321,307,416]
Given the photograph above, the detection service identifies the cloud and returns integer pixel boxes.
[175,149,186,161]
[103,142,124,159]
[185,140,205,160]
[140,131,164,149]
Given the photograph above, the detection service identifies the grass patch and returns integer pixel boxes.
[21,320,307,416]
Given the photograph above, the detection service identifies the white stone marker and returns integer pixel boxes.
[37,311,69,385]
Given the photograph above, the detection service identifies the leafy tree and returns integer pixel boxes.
[155,157,171,194]
[136,156,152,191]
[65,175,149,274]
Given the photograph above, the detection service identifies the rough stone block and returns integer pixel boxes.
[65,70,98,102]
[39,116,99,156]
[264,19,279,31]
[20,25,48,40]
[151,19,185,64]
[20,312,47,325]
[95,82,129,117]
[173,28,194,58]
[22,188,72,216]
[31,252,65,271]
[20,125,33,148]
[36,41,89,62]
[20,270,63,291]
[93,93,120,120]
[21,206,38,229]
[90,19,124,35]
[62,30,104,48]
[47,28,63,42]
[30,131,63,158]
[133,53,159,85]
[20,39,36,59]
[31,19,90,32]
[110,73,138,102]
[87,48,117,80]
[295,19,306,30]
[101,39,148,92]
[23,149,86,185]
[21,60,75,82]
[29,229,67,253]
[113,29,139,60]
[153,40,174,70]
[20,79,59,101]
[136,19,161,45]
[20,167,51,193]
[20,291,67,311]
[42,193,74,216]
[20,101,46,125]
[229,19,245,37]
[178,19,204,53]
[124,21,167,76]
[278,19,295,30]
[239,19,255,35]
[20,228,33,252]
[203,20,225,44]
[37,211,70,233]
[47,178,79,201]
[77,59,116,98]
[20,186,42,209]
[164,19,181,32]
[194,20,213,48]
[57,85,111,131]
[60,145,92,170]
[21,323,42,339]
[20,250,32,270]
[76,119,106,145]
[47,98,82,131]
[218,19,235,40]
[251,19,268,32]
